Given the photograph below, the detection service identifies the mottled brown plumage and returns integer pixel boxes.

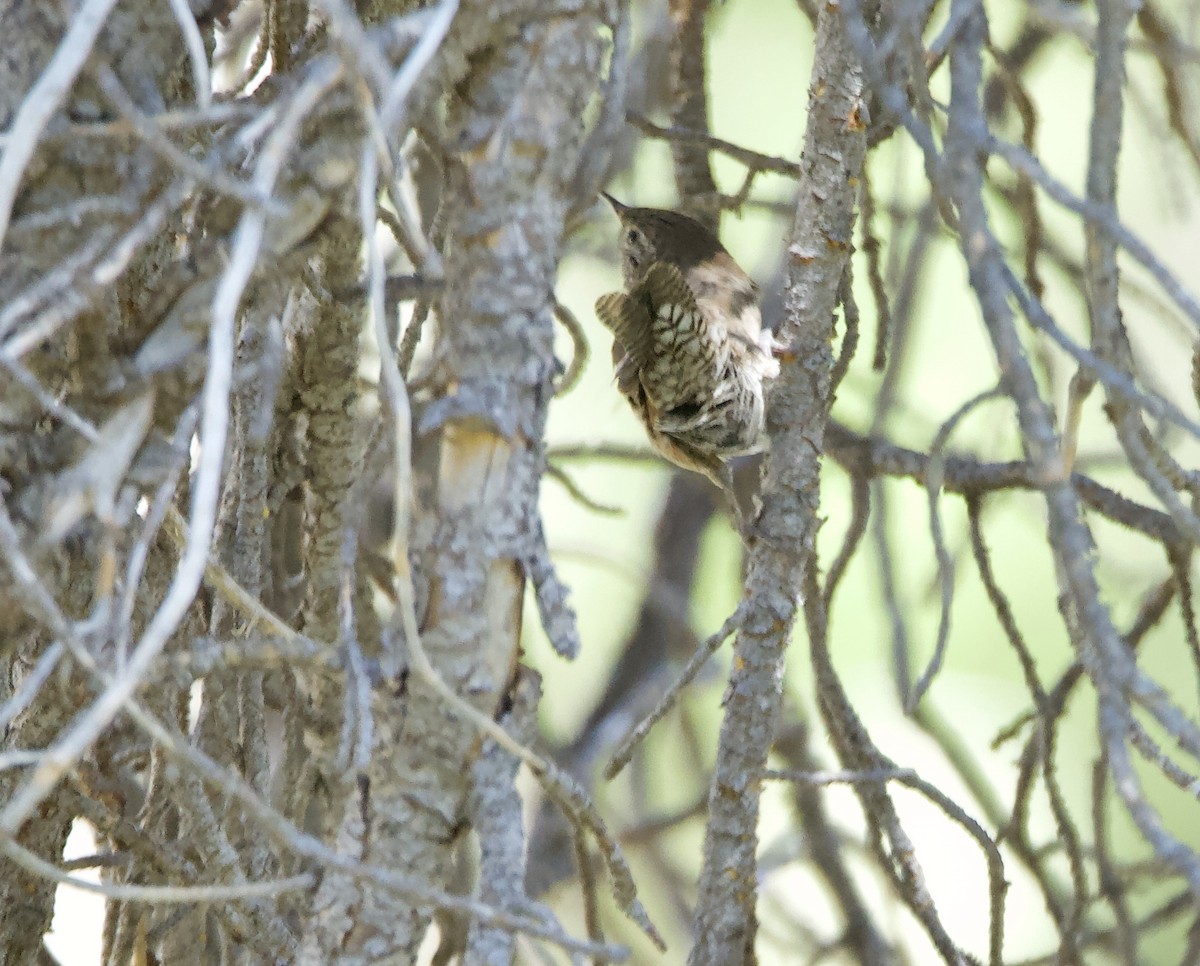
[594,194,778,489]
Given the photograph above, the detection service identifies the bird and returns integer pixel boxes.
[593,193,779,518]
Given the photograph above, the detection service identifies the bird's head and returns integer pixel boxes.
[601,193,726,289]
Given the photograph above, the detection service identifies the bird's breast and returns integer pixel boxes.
[684,264,763,345]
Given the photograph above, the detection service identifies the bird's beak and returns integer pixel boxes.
[600,192,628,216]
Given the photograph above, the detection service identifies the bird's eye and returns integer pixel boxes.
[626,229,640,244]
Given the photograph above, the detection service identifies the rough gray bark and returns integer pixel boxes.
[298,4,609,963]
[687,5,867,962]
[0,1,191,961]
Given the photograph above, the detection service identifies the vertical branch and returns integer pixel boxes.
[306,6,606,960]
[668,0,719,227]
[295,212,367,840]
[463,669,540,963]
[687,5,867,963]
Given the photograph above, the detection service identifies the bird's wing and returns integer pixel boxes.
[610,340,640,394]
[595,291,654,369]
[635,262,703,345]
[636,262,725,420]
[599,262,710,402]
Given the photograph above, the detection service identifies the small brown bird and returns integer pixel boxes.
[594,193,779,500]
